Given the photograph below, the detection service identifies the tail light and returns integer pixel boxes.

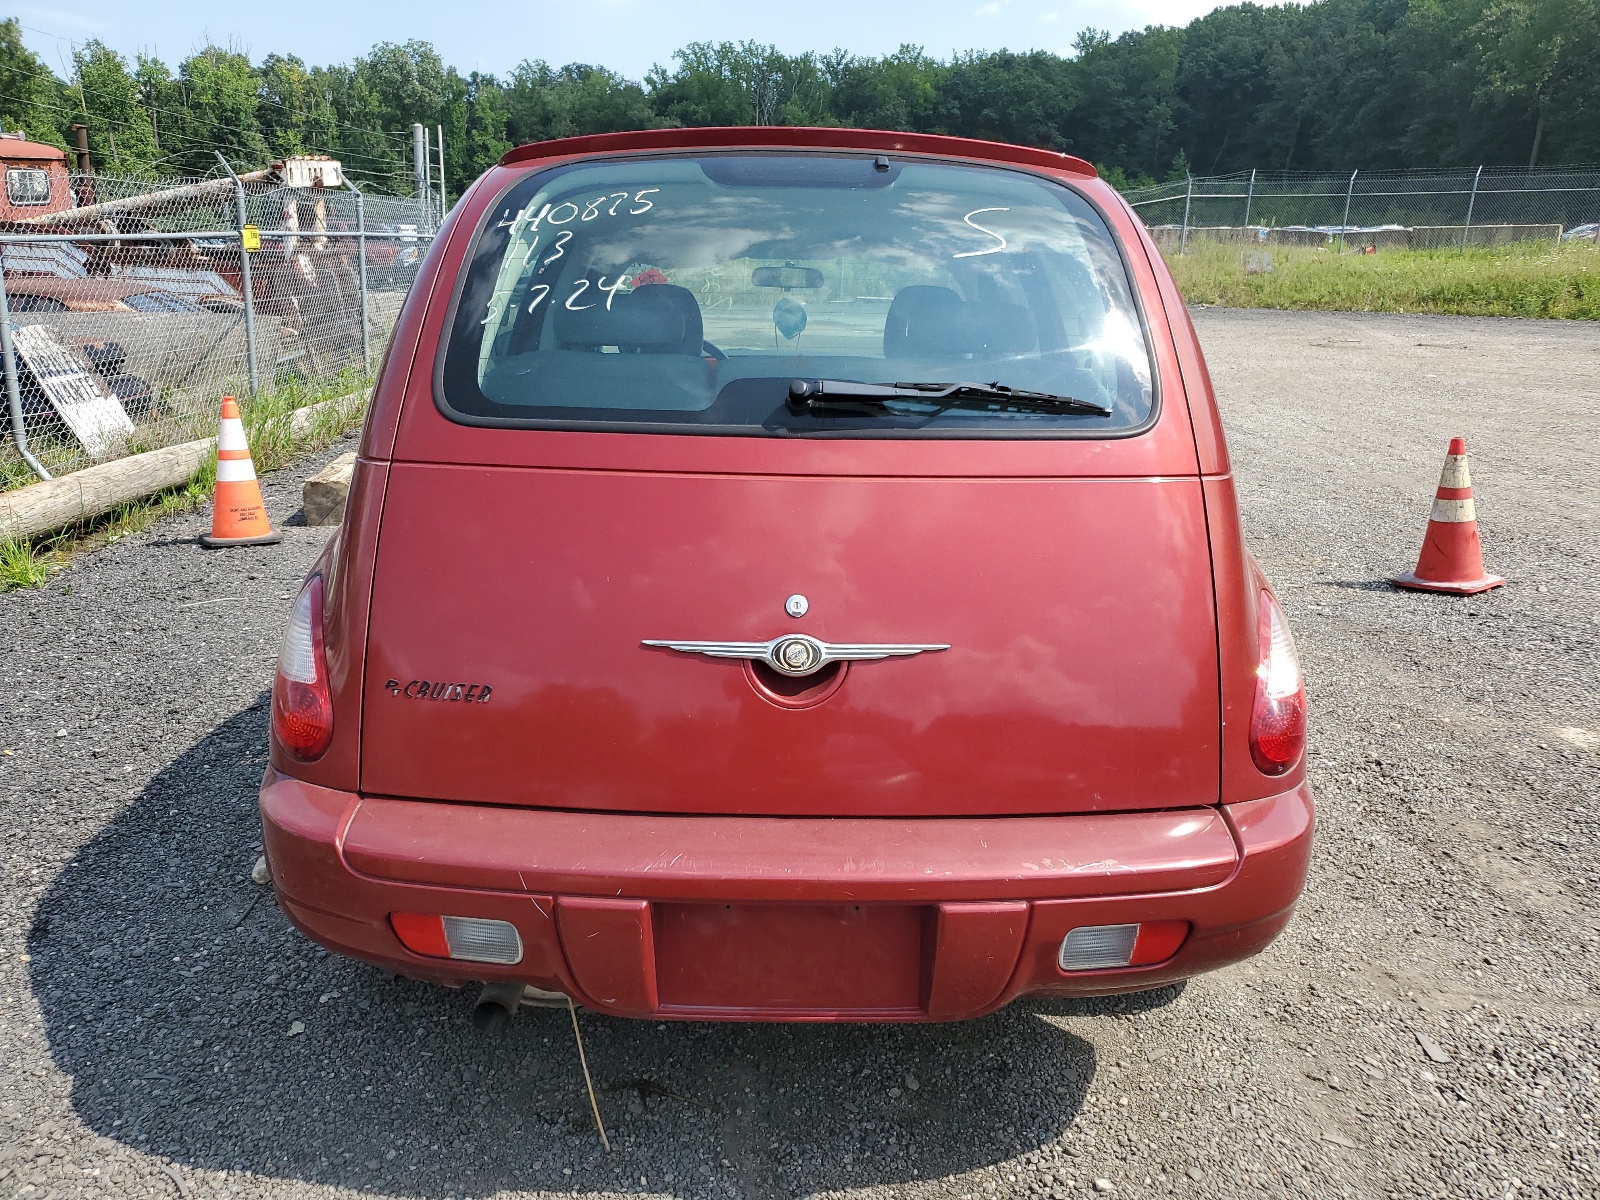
[1059,921,1190,971]
[273,575,333,760]
[390,913,524,964]
[1250,590,1306,774]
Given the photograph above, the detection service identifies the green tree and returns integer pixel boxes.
[648,41,831,128]
[170,45,268,174]
[71,40,159,173]
[1068,28,1183,175]
[828,45,945,131]
[935,50,1078,149]
[259,54,338,160]
[1173,3,1306,174]
[507,61,659,144]
[0,18,65,147]
[354,40,446,132]
[462,72,512,183]
[1466,0,1590,165]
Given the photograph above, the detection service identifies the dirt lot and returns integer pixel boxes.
[2,309,1596,1200]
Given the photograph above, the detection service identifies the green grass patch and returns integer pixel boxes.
[0,535,58,590]
[1163,239,1600,319]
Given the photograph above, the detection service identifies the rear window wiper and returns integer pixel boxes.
[787,378,1114,417]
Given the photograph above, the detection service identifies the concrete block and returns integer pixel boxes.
[302,452,357,526]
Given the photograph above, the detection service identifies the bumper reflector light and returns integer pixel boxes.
[390,913,524,965]
[1058,920,1190,972]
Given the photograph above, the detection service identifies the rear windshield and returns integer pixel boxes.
[439,154,1155,436]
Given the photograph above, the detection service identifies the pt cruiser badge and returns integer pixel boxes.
[385,679,493,702]
[642,633,949,678]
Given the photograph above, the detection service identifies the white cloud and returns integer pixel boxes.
[975,2,1004,14]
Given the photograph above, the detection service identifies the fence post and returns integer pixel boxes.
[1180,176,1194,255]
[436,122,448,224]
[0,248,51,481]
[345,178,371,375]
[1337,170,1358,255]
[216,152,260,396]
[1243,168,1257,227]
[1461,165,1483,253]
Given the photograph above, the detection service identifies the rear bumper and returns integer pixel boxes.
[260,772,1313,1021]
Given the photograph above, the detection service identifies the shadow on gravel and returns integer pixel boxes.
[1318,579,1397,592]
[25,704,1146,1198]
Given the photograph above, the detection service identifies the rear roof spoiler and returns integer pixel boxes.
[498,125,1097,179]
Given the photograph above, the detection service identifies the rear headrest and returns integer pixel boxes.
[554,283,703,355]
[883,285,1037,360]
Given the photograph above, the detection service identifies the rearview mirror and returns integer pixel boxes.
[752,265,824,290]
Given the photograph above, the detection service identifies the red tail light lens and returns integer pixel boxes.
[1250,590,1306,774]
[273,575,333,760]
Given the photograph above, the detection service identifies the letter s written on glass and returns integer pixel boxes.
[953,208,1010,259]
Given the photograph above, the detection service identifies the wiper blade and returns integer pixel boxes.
[787,378,1113,417]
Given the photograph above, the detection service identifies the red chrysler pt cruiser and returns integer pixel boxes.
[261,127,1313,1024]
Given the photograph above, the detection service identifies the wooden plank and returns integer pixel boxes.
[0,438,210,541]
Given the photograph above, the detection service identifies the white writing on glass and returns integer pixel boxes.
[953,208,1010,258]
[539,229,572,268]
[562,275,632,312]
[517,189,660,235]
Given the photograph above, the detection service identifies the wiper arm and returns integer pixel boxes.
[787,378,1114,417]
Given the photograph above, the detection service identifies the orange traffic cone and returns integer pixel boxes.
[1391,436,1503,594]
[200,396,282,548]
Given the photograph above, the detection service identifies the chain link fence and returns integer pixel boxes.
[1,165,437,489]
[1125,166,1600,254]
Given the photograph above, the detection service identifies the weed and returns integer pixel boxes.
[0,537,57,591]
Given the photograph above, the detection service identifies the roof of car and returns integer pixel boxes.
[499,126,1097,178]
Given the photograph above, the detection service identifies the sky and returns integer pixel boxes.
[11,0,1252,80]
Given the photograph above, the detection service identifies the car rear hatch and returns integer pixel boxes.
[359,458,1218,816]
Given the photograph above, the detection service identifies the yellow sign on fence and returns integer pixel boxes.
[241,225,261,253]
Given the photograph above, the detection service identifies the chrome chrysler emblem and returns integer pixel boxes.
[642,633,949,678]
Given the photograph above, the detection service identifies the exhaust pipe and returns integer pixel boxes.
[472,982,526,1033]
[471,982,572,1032]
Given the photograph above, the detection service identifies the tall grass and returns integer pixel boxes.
[236,369,369,475]
[1163,239,1600,319]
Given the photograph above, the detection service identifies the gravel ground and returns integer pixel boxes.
[2,310,1597,1200]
